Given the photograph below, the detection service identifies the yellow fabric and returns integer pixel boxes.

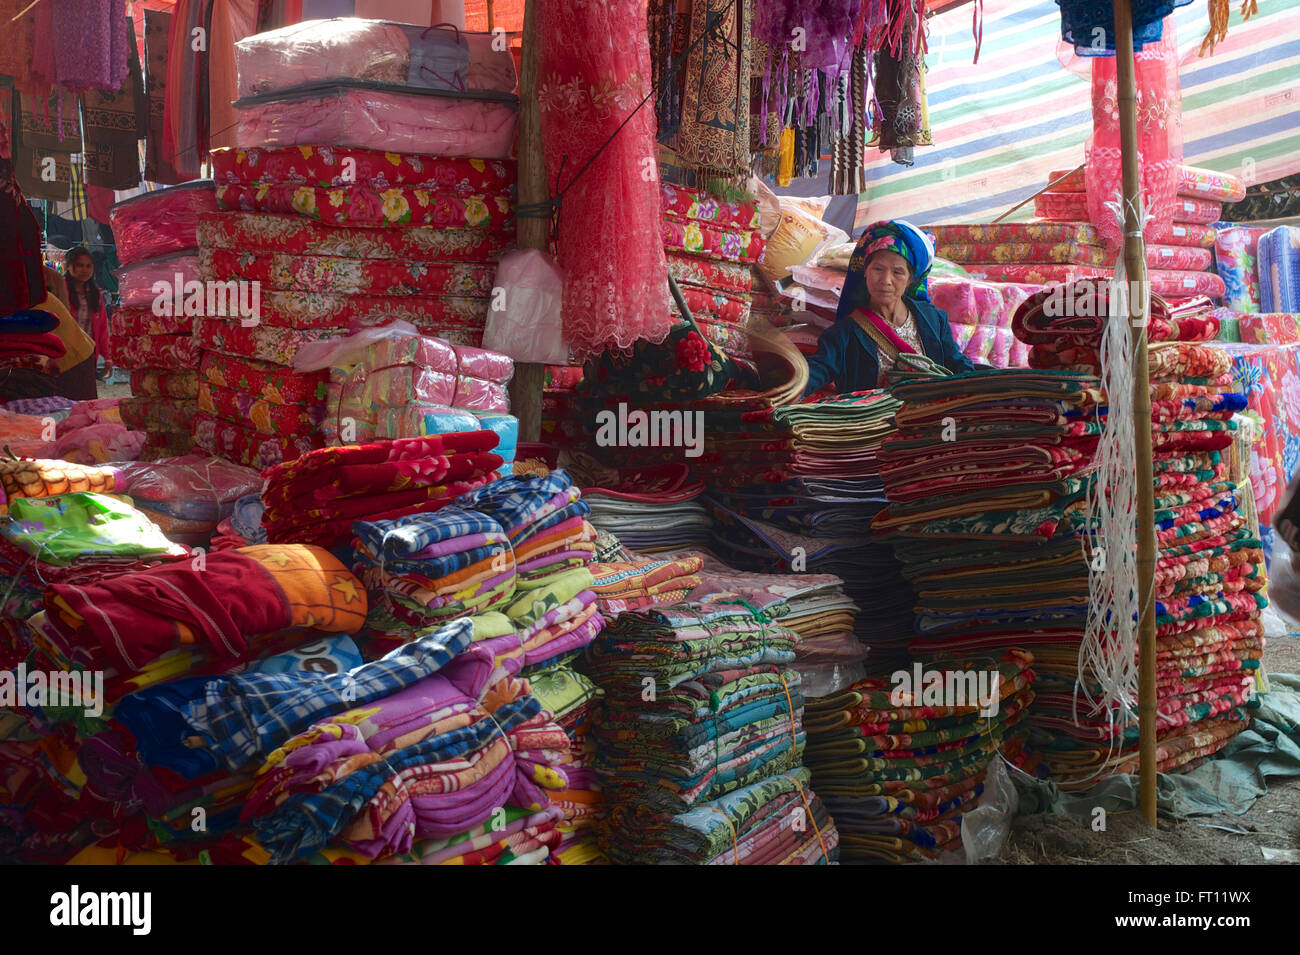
[33,291,94,371]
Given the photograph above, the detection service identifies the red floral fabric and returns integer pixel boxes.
[197,381,326,438]
[665,251,753,295]
[199,248,496,297]
[193,411,324,468]
[211,146,516,192]
[200,353,329,404]
[1235,313,1300,346]
[130,369,199,399]
[225,290,490,331]
[198,212,513,262]
[662,216,766,262]
[672,284,752,326]
[215,183,513,230]
[660,183,761,230]
[111,307,193,338]
[116,333,200,370]
[196,318,482,367]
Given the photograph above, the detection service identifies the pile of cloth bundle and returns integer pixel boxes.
[0,307,66,386]
[663,182,766,372]
[868,289,1262,788]
[1212,224,1300,344]
[189,17,520,469]
[348,468,614,863]
[803,649,1037,862]
[569,461,711,554]
[579,584,840,864]
[108,181,220,459]
[0,469,598,864]
[1016,163,1245,302]
[1,396,144,464]
[693,389,917,674]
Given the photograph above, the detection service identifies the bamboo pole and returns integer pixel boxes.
[1112,0,1159,828]
[509,0,545,442]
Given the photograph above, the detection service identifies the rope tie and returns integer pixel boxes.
[704,804,741,866]
[779,772,830,865]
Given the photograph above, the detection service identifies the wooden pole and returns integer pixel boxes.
[509,0,545,442]
[991,164,1086,224]
[1113,0,1159,828]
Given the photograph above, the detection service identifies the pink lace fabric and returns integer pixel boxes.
[537,0,672,359]
[1085,16,1183,249]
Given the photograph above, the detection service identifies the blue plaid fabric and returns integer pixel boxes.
[452,470,576,537]
[187,618,476,772]
[513,499,591,545]
[253,695,542,864]
[362,536,511,580]
[352,507,504,560]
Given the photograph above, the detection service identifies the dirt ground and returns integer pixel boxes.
[1006,631,1300,865]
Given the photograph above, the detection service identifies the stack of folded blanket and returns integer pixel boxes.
[260,432,504,549]
[192,18,518,467]
[699,390,916,674]
[580,596,839,864]
[108,181,220,458]
[0,308,65,380]
[579,463,711,553]
[663,183,766,369]
[1023,164,1243,301]
[802,649,1036,862]
[0,540,370,862]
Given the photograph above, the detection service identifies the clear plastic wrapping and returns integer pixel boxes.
[114,453,264,521]
[235,19,518,98]
[482,249,570,364]
[115,251,201,309]
[234,83,518,157]
[107,181,218,266]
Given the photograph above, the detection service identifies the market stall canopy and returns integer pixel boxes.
[855,0,1300,227]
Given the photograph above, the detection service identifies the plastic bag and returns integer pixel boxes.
[961,755,1019,864]
[234,83,518,158]
[108,181,217,266]
[114,454,264,522]
[757,199,849,286]
[482,249,569,364]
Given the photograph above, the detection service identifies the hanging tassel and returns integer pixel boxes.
[1240,0,1258,19]
[1198,0,1230,56]
[777,126,795,186]
[972,0,984,65]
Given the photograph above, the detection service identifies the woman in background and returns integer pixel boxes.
[63,245,112,381]
[803,219,972,396]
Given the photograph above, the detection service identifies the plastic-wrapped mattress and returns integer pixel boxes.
[235,19,517,97]
[234,82,517,157]
[108,181,218,265]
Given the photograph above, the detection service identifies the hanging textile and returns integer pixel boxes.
[52,0,131,93]
[81,17,147,189]
[1085,16,1182,249]
[164,0,205,180]
[828,42,867,193]
[868,0,931,166]
[144,9,182,184]
[672,0,752,175]
[537,0,673,358]
[10,89,77,202]
[208,0,259,152]
[0,159,48,314]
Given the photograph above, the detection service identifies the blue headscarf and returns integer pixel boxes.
[834,218,935,323]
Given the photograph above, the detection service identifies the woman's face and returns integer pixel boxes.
[69,255,94,283]
[865,249,911,311]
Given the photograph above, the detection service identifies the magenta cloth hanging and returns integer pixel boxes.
[536,0,673,359]
[1084,16,1183,249]
[52,0,131,93]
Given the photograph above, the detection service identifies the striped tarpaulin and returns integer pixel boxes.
[855,0,1300,228]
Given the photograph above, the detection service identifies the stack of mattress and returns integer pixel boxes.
[663,183,766,368]
[191,18,520,468]
[1258,226,1300,315]
[108,181,220,458]
[1213,225,1271,320]
[802,649,1037,862]
[1023,164,1244,300]
[580,596,839,864]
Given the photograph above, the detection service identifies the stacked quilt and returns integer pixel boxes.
[107,182,218,458]
[1258,226,1300,315]
[580,597,839,864]
[194,19,520,468]
[803,649,1036,862]
[260,432,504,549]
[579,463,711,554]
[663,184,766,367]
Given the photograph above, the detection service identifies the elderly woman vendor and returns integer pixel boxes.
[803,219,973,396]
